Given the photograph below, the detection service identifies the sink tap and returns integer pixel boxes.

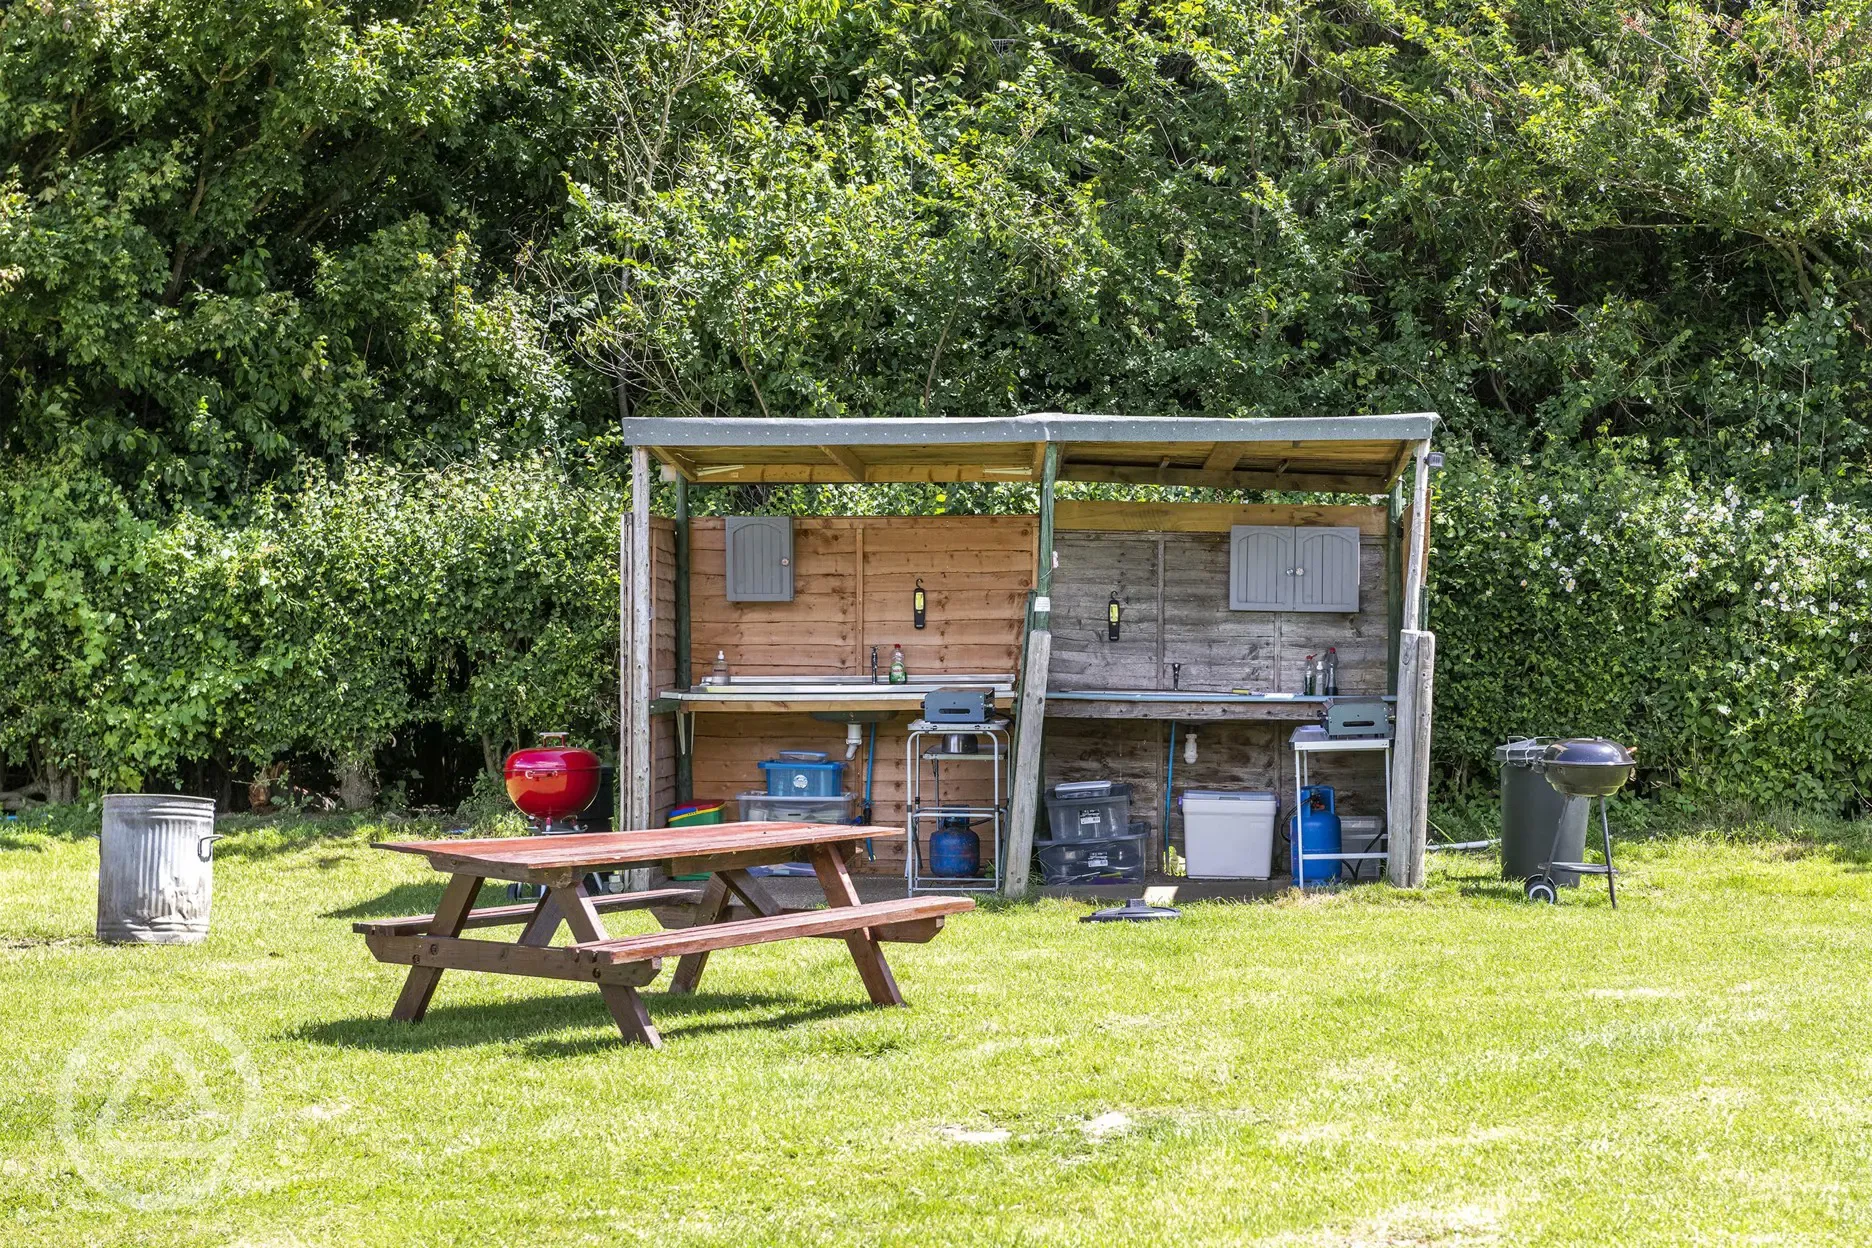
[870,646,879,684]
[1172,662,1181,690]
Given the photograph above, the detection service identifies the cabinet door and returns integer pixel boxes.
[723,516,794,601]
[1290,526,1360,612]
[1228,525,1292,611]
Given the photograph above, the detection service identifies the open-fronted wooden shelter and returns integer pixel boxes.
[615,413,1439,898]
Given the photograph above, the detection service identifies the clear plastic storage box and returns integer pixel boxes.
[1042,781,1133,842]
[736,792,855,825]
[1037,832,1146,885]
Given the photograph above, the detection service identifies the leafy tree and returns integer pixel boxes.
[0,0,603,504]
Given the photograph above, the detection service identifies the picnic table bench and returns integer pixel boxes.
[355,821,972,1048]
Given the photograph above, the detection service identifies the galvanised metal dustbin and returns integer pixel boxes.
[97,794,223,944]
[1494,739,1586,887]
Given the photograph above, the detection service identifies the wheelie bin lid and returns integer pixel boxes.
[1494,738,1551,765]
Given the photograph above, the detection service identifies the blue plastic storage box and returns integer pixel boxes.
[760,759,845,797]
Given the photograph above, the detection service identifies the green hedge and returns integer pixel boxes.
[1431,455,1872,810]
[0,457,620,795]
[6,453,1870,812]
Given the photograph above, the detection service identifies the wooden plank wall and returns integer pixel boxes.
[1043,719,1390,879]
[650,517,677,824]
[680,514,1034,873]
[1044,501,1393,880]
[689,516,1035,677]
[688,714,1003,876]
[1051,504,1390,696]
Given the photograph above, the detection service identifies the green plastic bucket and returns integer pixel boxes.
[668,802,726,879]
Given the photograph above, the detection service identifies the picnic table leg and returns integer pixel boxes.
[518,889,564,947]
[558,879,663,1049]
[668,876,730,995]
[808,843,904,1008]
[670,869,782,995]
[390,872,484,1023]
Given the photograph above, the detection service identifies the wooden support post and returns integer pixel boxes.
[1003,445,1059,898]
[628,445,654,834]
[673,476,693,804]
[1400,442,1432,634]
[1386,479,1404,694]
[1388,629,1435,888]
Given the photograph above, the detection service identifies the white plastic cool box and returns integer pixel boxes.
[1181,790,1279,879]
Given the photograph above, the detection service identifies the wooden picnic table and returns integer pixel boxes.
[354,821,973,1048]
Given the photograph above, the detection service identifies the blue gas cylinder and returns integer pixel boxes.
[1290,786,1342,883]
[929,818,981,877]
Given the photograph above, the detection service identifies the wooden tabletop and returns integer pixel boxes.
[374,821,903,884]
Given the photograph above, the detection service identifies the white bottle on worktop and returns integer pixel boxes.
[889,644,907,684]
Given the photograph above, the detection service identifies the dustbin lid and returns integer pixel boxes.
[1493,738,1551,765]
[1047,781,1131,801]
[1180,790,1278,804]
[1080,898,1181,923]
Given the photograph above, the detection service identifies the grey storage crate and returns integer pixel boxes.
[1042,781,1133,842]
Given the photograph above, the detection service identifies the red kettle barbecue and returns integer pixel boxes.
[504,732,602,831]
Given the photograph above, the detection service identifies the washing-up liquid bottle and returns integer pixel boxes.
[711,650,730,685]
[889,644,907,684]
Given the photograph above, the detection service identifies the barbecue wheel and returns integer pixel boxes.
[1524,875,1557,904]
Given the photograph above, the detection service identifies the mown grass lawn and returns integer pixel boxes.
[3,809,1871,1246]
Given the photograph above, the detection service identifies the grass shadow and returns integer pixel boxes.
[321,881,514,921]
[292,987,873,1054]
[214,813,447,863]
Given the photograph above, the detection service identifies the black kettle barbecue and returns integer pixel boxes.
[1524,737,1637,908]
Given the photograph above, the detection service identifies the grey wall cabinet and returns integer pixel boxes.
[1229,524,1360,613]
[724,516,794,601]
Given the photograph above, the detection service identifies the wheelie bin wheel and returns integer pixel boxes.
[1524,875,1558,904]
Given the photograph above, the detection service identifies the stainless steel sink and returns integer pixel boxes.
[680,673,1014,697]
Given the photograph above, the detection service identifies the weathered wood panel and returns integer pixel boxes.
[1051,534,1161,690]
[1159,534,1278,692]
[1042,719,1165,867]
[1049,505,1390,699]
[1057,500,1388,537]
[1275,539,1388,696]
